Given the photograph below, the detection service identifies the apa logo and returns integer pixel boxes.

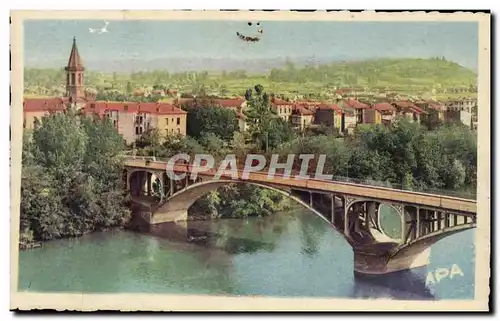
[425,264,464,286]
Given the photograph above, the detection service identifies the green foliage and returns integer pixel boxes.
[20,108,131,243]
[190,184,291,219]
[184,99,240,142]
[346,119,477,192]
[243,85,279,151]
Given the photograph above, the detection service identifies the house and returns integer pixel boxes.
[371,102,396,125]
[82,101,187,144]
[270,97,294,122]
[415,101,445,128]
[392,101,424,123]
[444,104,473,128]
[339,99,370,124]
[211,98,247,113]
[445,98,477,112]
[291,104,315,130]
[313,103,343,130]
[23,98,67,130]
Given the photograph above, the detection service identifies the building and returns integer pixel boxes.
[339,99,370,124]
[371,102,396,125]
[443,98,476,128]
[23,98,66,130]
[82,101,187,143]
[313,103,343,130]
[23,38,187,144]
[391,101,424,123]
[415,101,445,128]
[270,97,294,122]
[291,104,315,130]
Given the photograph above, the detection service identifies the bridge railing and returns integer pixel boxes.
[122,155,476,200]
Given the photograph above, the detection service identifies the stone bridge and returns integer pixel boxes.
[123,156,477,275]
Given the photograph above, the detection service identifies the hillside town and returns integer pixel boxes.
[23,38,478,145]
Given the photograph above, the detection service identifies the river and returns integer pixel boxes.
[17,207,475,300]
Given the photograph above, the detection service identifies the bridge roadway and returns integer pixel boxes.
[123,158,477,215]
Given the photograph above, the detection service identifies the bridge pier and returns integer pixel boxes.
[354,247,431,275]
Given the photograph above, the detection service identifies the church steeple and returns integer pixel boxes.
[65,37,85,102]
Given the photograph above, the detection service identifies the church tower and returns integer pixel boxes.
[65,37,85,103]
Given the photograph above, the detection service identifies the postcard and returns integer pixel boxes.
[10,10,491,312]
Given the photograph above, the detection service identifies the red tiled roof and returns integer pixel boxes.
[429,103,443,111]
[410,105,425,114]
[82,101,186,115]
[212,98,245,108]
[317,103,343,114]
[393,101,417,109]
[271,98,292,106]
[373,102,395,112]
[293,104,315,116]
[344,99,370,109]
[23,98,66,112]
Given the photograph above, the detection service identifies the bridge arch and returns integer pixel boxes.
[152,179,353,244]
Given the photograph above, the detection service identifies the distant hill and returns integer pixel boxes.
[267,57,477,88]
[24,57,477,97]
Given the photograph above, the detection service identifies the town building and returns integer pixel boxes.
[339,99,371,124]
[313,103,343,130]
[291,104,315,130]
[23,38,187,144]
[270,97,294,122]
[391,101,424,123]
[371,102,396,125]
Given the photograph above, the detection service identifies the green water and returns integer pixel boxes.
[18,208,475,300]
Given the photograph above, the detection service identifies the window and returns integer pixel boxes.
[135,126,139,135]
[139,127,143,134]
[177,128,180,134]
[91,103,95,109]
[113,120,118,128]
[171,118,174,124]
[23,118,26,129]
[139,116,143,123]
[71,73,75,85]
[165,118,169,125]
[177,117,180,125]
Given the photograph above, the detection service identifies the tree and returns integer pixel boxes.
[185,101,239,142]
[20,108,131,243]
[243,85,278,152]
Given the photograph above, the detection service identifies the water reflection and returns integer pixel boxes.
[18,207,474,299]
[353,267,435,300]
[297,212,329,257]
[130,213,293,256]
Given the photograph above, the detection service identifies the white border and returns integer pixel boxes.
[2,1,496,319]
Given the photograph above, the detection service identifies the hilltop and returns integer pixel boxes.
[24,57,477,99]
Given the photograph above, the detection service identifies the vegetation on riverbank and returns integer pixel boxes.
[20,108,131,245]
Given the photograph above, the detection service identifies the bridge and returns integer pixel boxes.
[122,156,477,275]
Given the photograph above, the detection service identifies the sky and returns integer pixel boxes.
[23,20,479,71]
